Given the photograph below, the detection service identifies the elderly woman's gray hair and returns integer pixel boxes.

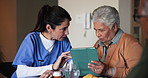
[92,6,120,27]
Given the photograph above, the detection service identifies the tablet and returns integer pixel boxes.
[70,47,100,76]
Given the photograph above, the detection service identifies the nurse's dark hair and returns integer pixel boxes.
[32,5,71,32]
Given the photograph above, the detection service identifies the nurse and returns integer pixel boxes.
[11,5,72,78]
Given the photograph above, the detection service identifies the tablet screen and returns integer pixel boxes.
[70,47,99,76]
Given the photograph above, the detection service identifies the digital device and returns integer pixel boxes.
[70,47,100,76]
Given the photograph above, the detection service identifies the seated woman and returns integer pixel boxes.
[11,5,72,78]
[88,5,143,78]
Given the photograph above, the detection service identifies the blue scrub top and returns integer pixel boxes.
[11,32,72,78]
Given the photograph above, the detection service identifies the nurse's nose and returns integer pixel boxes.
[65,29,69,35]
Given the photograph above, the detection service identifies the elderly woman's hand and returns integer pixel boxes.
[88,60,107,75]
[39,70,54,78]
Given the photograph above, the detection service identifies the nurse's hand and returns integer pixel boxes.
[53,51,71,70]
[88,60,107,75]
[39,70,53,78]
[59,51,72,60]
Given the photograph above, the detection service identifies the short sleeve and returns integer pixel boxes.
[12,35,35,67]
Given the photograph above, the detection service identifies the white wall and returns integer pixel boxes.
[59,0,131,48]
[119,0,131,34]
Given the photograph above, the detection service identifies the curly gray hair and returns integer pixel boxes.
[92,6,120,27]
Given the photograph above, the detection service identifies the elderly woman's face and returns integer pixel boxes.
[94,21,117,43]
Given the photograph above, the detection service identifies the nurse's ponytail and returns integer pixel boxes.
[32,5,71,32]
[33,5,51,32]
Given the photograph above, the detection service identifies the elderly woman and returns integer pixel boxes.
[88,6,143,78]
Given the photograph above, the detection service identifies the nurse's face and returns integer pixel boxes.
[50,19,70,41]
[93,21,117,43]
